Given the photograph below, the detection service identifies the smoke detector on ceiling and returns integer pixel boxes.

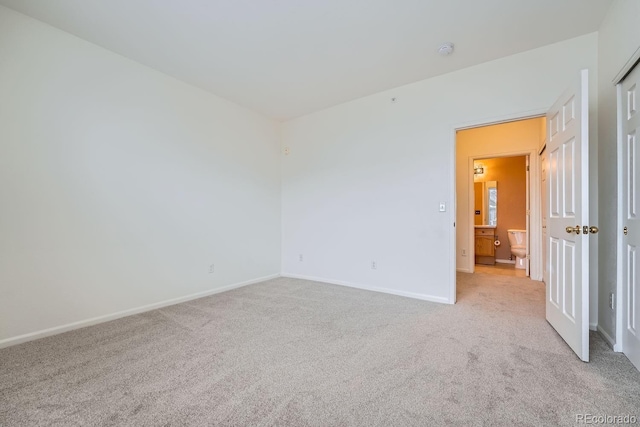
[437,42,454,56]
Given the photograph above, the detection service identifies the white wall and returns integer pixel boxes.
[281,33,598,303]
[0,6,281,346]
[597,0,640,344]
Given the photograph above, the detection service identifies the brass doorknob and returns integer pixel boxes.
[589,226,599,234]
[565,225,580,234]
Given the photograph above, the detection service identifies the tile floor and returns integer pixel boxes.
[474,262,527,277]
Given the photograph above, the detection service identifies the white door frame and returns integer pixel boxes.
[451,110,545,304]
[540,146,549,285]
[616,81,625,352]
[467,151,537,276]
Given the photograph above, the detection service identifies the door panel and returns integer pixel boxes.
[546,70,589,362]
[475,236,494,256]
[621,63,640,371]
[550,237,560,305]
[563,240,576,319]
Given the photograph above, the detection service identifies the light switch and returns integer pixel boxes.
[439,202,446,212]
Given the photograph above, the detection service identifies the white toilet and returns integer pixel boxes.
[507,229,527,269]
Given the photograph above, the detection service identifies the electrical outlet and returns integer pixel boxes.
[609,293,615,310]
[461,249,467,257]
[209,264,215,274]
[299,254,303,262]
[371,261,377,270]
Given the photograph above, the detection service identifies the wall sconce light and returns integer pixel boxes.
[474,166,484,175]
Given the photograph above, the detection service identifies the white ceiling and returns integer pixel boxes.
[0,0,612,120]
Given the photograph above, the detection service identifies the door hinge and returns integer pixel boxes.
[526,165,530,171]
[526,255,530,260]
[609,293,615,310]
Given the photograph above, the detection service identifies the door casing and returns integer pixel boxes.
[451,111,545,303]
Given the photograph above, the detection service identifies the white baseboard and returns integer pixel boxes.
[282,273,451,305]
[597,324,617,349]
[495,259,515,264]
[589,322,597,331]
[0,273,280,349]
[456,267,472,273]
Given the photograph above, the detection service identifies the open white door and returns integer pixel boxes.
[546,69,590,362]
[620,63,640,371]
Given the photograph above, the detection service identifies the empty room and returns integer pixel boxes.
[1,1,640,425]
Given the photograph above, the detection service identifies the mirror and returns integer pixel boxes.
[474,180,497,226]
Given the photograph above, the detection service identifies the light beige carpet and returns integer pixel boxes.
[1,274,638,426]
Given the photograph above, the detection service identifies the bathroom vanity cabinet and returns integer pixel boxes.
[475,227,496,265]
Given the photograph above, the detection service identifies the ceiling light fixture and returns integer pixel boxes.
[437,42,454,56]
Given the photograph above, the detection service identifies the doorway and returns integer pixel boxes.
[616,58,640,370]
[451,70,593,362]
[472,155,529,277]
[455,117,545,282]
